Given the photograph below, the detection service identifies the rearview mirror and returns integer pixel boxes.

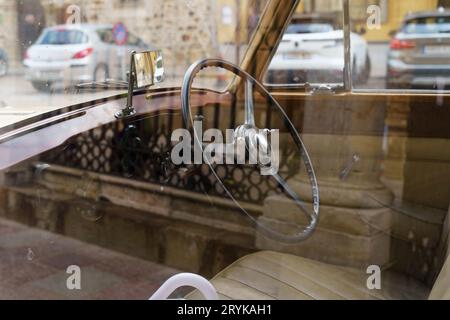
[133,50,165,88]
[115,50,165,119]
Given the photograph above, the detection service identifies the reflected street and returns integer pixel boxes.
[0,72,122,128]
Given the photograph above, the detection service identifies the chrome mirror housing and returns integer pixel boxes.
[115,50,165,119]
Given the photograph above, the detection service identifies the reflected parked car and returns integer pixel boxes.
[23,24,151,91]
[387,9,450,89]
[267,13,371,85]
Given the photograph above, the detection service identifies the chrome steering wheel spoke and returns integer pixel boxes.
[245,79,256,127]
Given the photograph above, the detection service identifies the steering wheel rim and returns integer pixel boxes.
[181,58,320,243]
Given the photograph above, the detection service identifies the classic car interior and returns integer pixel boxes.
[0,0,449,300]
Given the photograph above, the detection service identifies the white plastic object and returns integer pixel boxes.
[149,273,219,300]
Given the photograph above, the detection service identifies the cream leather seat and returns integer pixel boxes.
[186,212,450,300]
[429,255,450,299]
[186,251,431,300]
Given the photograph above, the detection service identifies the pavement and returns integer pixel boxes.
[0,218,184,300]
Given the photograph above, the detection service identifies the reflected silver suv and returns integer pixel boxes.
[23,24,151,92]
[387,9,450,89]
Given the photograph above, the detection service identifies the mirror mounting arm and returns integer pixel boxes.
[115,51,138,119]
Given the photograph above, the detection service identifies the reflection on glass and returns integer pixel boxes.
[266,0,450,91]
[133,50,164,88]
[0,0,266,129]
[349,0,450,91]
[0,0,449,301]
[265,7,350,85]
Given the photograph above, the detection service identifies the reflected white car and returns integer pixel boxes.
[23,24,151,92]
[267,15,371,85]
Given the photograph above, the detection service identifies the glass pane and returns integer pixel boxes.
[264,0,345,86]
[0,0,449,302]
[351,0,450,91]
[38,30,88,45]
[0,0,266,129]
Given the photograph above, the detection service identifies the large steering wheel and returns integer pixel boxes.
[181,59,319,243]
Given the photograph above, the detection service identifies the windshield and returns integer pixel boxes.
[286,23,335,34]
[0,0,266,129]
[403,16,450,34]
[38,30,89,45]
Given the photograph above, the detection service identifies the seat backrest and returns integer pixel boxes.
[429,205,450,300]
